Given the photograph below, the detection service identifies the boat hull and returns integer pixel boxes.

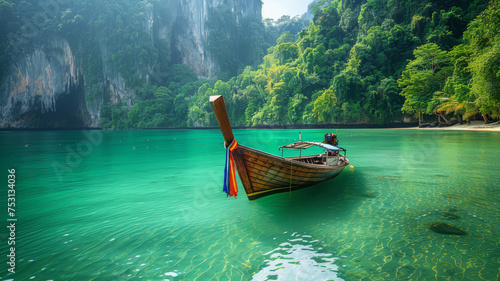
[233,145,348,200]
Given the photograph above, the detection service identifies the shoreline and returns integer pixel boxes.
[1,121,499,132]
[401,120,500,132]
[0,123,419,131]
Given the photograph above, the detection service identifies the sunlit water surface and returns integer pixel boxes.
[0,129,499,280]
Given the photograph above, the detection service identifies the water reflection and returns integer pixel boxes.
[252,232,343,281]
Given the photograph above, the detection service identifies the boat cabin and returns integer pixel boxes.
[279,141,347,167]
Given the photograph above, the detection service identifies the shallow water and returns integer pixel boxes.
[0,129,499,280]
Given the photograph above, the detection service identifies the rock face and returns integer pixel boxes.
[0,0,262,128]
[156,0,262,77]
[0,38,92,128]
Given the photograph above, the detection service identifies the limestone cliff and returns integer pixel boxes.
[155,0,262,77]
[0,38,91,128]
[0,0,262,128]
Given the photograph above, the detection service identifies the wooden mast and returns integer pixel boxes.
[210,95,256,196]
[210,95,234,147]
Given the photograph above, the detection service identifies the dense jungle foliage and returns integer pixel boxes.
[185,0,499,128]
[1,0,499,128]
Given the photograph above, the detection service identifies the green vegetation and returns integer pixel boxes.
[402,0,500,124]
[183,0,497,128]
[0,0,17,83]
[2,0,499,128]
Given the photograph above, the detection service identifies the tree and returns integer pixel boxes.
[469,41,500,119]
[332,71,363,103]
[312,89,337,123]
[398,43,452,123]
[276,31,295,44]
[432,44,474,122]
[464,0,500,120]
[275,42,299,65]
[364,78,404,124]
[287,93,308,123]
[267,81,290,124]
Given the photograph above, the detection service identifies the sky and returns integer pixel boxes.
[261,0,313,20]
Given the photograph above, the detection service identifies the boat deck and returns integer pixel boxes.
[285,153,346,167]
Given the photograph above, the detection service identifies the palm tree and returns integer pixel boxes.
[434,95,480,124]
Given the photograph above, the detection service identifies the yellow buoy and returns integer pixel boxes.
[350,165,354,171]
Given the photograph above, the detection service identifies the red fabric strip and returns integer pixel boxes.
[228,140,239,198]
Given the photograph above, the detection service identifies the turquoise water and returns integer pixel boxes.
[0,129,499,280]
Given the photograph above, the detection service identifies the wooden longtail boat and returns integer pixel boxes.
[210,95,350,200]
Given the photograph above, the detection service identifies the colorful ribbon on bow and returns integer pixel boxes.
[223,139,238,198]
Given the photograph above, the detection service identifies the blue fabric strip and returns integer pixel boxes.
[223,147,229,196]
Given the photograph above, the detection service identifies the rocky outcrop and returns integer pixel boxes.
[155,0,262,77]
[0,37,135,128]
[302,0,326,21]
[0,38,91,128]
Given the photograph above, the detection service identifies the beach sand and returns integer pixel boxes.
[405,120,500,132]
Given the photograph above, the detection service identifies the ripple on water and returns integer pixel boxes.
[251,232,343,281]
